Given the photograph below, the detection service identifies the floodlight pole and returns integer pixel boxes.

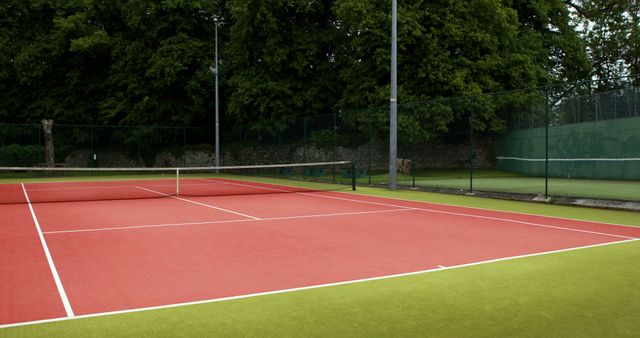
[389,0,398,190]
[214,17,220,173]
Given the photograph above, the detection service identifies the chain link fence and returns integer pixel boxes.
[1,78,639,202]
[0,124,213,167]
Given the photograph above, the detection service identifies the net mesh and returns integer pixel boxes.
[0,161,355,204]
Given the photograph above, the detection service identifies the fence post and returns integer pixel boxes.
[368,109,372,185]
[351,162,356,191]
[635,88,638,116]
[544,88,550,199]
[90,125,95,168]
[38,124,43,165]
[303,116,307,163]
[633,89,640,116]
[303,116,307,178]
[411,106,416,189]
[332,111,337,182]
[183,127,187,166]
[469,98,474,193]
[137,128,142,166]
[278,129,282,158]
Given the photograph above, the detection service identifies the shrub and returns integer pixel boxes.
[0,144,43,166]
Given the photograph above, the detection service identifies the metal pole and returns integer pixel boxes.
[214,18,220,173]
[90,125,94,167]
[469,99,474,193]
[389,0,398,190]
[368,109,372,185]
[545,89,549,199]
[183,127,187,166]
[303,116,307,163]
[333,111,337,182]
[351,162,356,191]
[176,168,180,197]
[411,107,416,189]
[303,116,307,178]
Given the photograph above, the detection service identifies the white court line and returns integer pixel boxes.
[17,176,640,230]
[189,178,637,240]
[201,177,640,230]
[43,208,416,235]
[2,237,637,330]
[347,191,640,229]
[27,185,150,192]
[43,219,253,235]
[135,186,260,220]
[298,192,638,240]
[20,183,75,318]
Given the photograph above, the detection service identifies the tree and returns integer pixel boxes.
[0,0,594,139]
[225,0,341,136]
[98,0,224,126]
[565,0,640,89]
[0,1,62,122]
[0,0,226,126]
[334,0,589,137]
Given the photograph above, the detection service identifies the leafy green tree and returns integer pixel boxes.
[0,0,225,126]
[512,0,590,84]
[0,0,594,140]
[225,0,341,136]
[565,0,640,88]
[334,0,589,137]
[0,1,64,122]
[96,0,223,126]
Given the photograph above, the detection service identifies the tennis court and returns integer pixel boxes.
[2,164,639,328]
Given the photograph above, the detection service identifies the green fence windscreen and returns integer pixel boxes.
[495,117,640,180]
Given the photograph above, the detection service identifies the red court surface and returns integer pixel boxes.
[2,180,640,327]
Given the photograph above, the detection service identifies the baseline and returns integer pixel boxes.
[2,238,636,330]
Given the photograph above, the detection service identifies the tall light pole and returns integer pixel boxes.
[389,0,398,190]
[214,16,220,172]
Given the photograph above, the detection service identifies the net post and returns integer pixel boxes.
[351,162,356,191]
[176,168,180,197]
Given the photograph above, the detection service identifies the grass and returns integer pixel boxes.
[359,169,640,202]
[2,177,640,337]
[3,237,639,337]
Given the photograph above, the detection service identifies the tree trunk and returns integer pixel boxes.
[41,119,54,167]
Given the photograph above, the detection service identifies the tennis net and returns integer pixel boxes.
[0,161,356,204]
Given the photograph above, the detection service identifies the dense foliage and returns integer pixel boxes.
[0,0,635,137]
